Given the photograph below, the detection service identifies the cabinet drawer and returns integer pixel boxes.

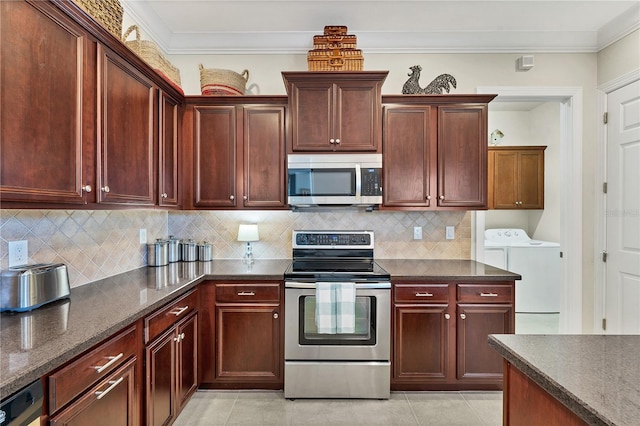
[48,325,137,414]
[145,289,198,343]
[394,284,449,303]
[215,283,280,303]
[457,284,513,303]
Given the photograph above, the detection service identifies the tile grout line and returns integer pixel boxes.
[222,391,240,426]
[460,391,496,426]
[401,392,423,425]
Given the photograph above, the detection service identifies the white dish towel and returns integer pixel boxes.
[315,282,356,334]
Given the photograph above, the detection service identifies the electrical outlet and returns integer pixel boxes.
[413,226,423,240]
[446,226,455,240]
[139,229,147,244]
[8,240,28,267]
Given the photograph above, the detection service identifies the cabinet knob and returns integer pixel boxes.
[439,195,444,200]
[426,195,431,200]
[243,195,248,200]
[101,186,110,193]
[460,313,466,320]
[230,195,235,200]
[444,313,450,320]
[161,193,168,199]
[329,139,335,144]
[335,139,340,144]
[81,184,92,193]
[273,312,279,319]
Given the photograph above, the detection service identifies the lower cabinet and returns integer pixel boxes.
[199,281,283,389]
[144,290,198,426]
[392,281,514,390]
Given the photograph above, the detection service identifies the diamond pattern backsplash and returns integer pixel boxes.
[1,209,471,288]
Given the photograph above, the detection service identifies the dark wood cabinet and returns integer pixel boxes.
[392,280,514,390]
[0,0,94,205]
[97,44,156,206]
[199,281,283,389]
[282,71,387,152]
[382,95,495,210]
[187,98,287,209]
[159,91,181,207]
[488,146,546,209]
[145,327,176,426]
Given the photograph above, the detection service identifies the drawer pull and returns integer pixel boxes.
[95,377,124,400]
[94,353,124,374]
[415,292,434,297]
[237,291,256,296]
[480,292,499,297]
[169,306,189,316]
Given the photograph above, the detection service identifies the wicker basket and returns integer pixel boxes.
[308,48,364,71]
[313,34,358,50]
[123,25,182,87]
[72,0,123,38]
[323,26,348,36]
[199,65,249,95]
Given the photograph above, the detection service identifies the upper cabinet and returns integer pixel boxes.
[382,95,496,210]
[184,97,288,209]
[282,71,388,153]
[488,146,546,209]
[158,91,181,207]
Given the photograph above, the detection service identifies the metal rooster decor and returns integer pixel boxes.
[402,65,457,94]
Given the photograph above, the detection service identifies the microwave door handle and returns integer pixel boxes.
[355,164,361,198]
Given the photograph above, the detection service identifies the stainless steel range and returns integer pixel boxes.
[284,230,391,399]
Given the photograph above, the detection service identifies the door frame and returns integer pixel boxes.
[474,86,583,334]
[594,69,640,333]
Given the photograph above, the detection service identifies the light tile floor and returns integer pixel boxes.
[174,390,503,426]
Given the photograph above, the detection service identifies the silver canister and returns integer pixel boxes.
[180,239,197,262]
[147,239,169,267]
[168,236,180,263]
[197,241,213,261]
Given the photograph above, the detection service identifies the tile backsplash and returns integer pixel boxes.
[1,209,471,288]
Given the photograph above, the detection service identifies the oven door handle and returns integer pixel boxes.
[285,281,391,289]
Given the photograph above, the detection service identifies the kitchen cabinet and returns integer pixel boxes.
[488,146,546,209]
[392,280,514,390]
[0,0,95,205]
[382,95,496,210]
[199,281,283,389]
[144,289,198,426]
[282,71,388,152]
[186,97,287,209]
[158,90,181,207]
[46,324,142,425]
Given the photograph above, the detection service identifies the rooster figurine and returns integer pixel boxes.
[402,65,457,94]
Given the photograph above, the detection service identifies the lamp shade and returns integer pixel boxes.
[237,224,259,242]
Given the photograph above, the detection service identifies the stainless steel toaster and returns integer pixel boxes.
[1,263,70,312]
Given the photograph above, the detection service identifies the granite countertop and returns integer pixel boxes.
[377,259,521,281]
[0,258,516,398]
[489,334,640,426]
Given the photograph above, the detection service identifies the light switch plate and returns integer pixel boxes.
[8,240,28,267]
[445,226,455,240]
[413,226,423,240]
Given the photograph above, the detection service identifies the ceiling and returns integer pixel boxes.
[121,0,640,55]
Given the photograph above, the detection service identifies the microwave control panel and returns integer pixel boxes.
[361,169,382,196]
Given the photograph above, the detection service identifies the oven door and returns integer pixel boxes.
[284,282,390,361]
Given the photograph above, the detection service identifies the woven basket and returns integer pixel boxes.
[308,48,364,71]
[72,0,123,38]
[199,65,249,96]
[123,25,182,87]
[313,34,358,50]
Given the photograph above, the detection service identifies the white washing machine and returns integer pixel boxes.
[484,228,561,313]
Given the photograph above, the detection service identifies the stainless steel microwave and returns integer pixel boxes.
[287,154,382,208]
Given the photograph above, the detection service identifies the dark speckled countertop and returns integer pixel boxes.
[489,334,640,426]
[0,258,518,398]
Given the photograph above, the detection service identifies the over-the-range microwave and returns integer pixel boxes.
[287,154,382,209]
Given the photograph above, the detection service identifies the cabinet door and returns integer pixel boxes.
[193,106,237,207]
[159,91,180,207]
[176,313,198,411]
[393,305,450,381]
[518,149,545,208]
[50,358,137,426]
[98,45,156,205]
[437,105,488,208]
[215,305,281,383]
[383,106,433,207]
[242,106,286,207]
[489,150,519,208]
[456,304,513,382]
[146,329,176,426]
[288,80,333,151]
[334,81,380,151]
[0,1,92,204]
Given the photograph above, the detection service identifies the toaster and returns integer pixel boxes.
[1,263,70,312]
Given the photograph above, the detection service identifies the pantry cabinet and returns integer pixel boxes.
[488,146,546,209]
[282,71,388,152]
[186,97,287,209]
[382,95,496,210]
[392,280,514,390]
[199,281,283,389]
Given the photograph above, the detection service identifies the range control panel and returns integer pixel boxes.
[293,231,373,248]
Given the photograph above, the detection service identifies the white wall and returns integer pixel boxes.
[597,29,640,86]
